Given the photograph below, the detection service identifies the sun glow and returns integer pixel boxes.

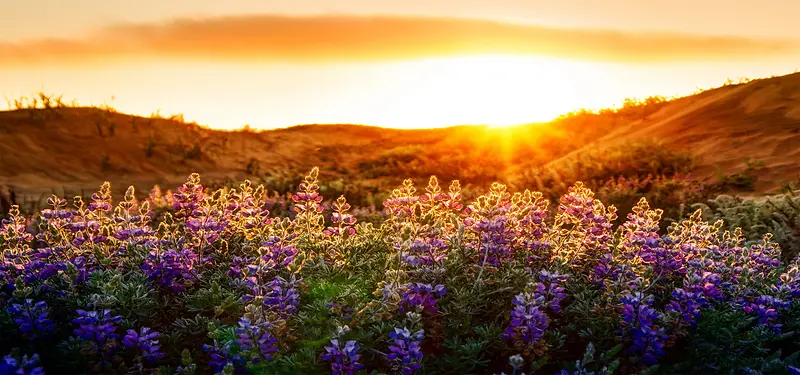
[364,54,589,127]
[3,54,799,130]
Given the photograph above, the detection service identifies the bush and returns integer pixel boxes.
[1,170,799,375]
[692,190,800,261]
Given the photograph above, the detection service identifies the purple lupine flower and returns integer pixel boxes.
[592,253,621,289]
[263,275,301,319]
[386,327,424,375]
[321,339,365,375]
[667,270,724,327]
[123,327,165,363]
[72,309,122,355]
[0,353,45,375]
[7,299,55,340]
[619,293,667,366]
[228,256,248,278]
[141,247,199,293]
[501,279,560,349]
[502,294,549,347]
[667,287,707,327]
[537,271,569,313]
[172,174,205,219]
[553,183,617,266]
[20,260,65,284]
[257,236,299,271]
[399,283,446,314]
[464,214,516,268]
[292,167,325,236]
[202,342,246,374]
[324,196,357,237]
[400,238,449,269]
[383,179,419,221]
[234,317,278,363]
[742,295,790,333]
[618,198,662,265]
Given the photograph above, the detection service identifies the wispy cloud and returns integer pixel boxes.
[1,14,797,67]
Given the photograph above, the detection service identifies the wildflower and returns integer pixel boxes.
[202,342,246,374]
[234,317,278,363]
[0,353,45,375]
[72,309,122,355]
[7,299,55,340]
[263,275,301,319]
[123,327,165,363]
[502,292,549,347]
[321,339,365,375]
[386,327,424,375]
[324,196,357,237]
[619,293,667,366]
[537,270,569,313]
[141,247,199,293]
[399,283,446,314]
[742,295,790,333]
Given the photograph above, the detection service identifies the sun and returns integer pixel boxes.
[356,54,589,128]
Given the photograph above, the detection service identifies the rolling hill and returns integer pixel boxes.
[1,72,799,209]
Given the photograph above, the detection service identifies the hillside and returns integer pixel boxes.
[550,72,800,193]
[1,72,800,208]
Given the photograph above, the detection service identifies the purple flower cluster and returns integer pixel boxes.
[234,317,278,363]
[501,271,568,349]
[123,327,165,363]
[142,247,199,293]
[321,339,365,375]
[171,173,204,219]
[242,274,300,322]
[184,209,226,245]
[264,275,301,319]
[0,353,44,375]
[292,167,325,237]
[518,192,550,263]
[7,299,55,340]
[324,196,357,237]
[399,283,446,314]
[386,327,424,375]
[464,213,516,268]
[202,342,246,374]
[742,295,791,333]
[72,309,122,355]
[619,293,667,366]
[400,238,449,269]
[417,176,463,219]
[552,182,617,267]
[257,236,299,271]
[667,271,723,327]
[383,179,420,222]
[502,291,549,347]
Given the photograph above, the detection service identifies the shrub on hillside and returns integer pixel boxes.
[692,191,800,261]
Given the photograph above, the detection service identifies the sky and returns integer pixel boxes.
[1,0,799,129]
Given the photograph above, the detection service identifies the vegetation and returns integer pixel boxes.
[2,169,800,375]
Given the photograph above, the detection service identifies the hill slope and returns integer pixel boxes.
[551,72,800,193]
[2,72,800,205]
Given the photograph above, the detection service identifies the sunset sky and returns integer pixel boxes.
[2,0,799,129]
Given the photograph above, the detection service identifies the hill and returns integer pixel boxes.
[1,72,800,209]
[548,72,800,194]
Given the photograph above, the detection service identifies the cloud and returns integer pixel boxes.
[1,14,798,67]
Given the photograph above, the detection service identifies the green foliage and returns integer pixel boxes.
[693,191,800,261]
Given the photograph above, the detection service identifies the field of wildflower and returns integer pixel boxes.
[2,167,800,375]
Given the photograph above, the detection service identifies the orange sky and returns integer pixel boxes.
[2,1,799,129]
